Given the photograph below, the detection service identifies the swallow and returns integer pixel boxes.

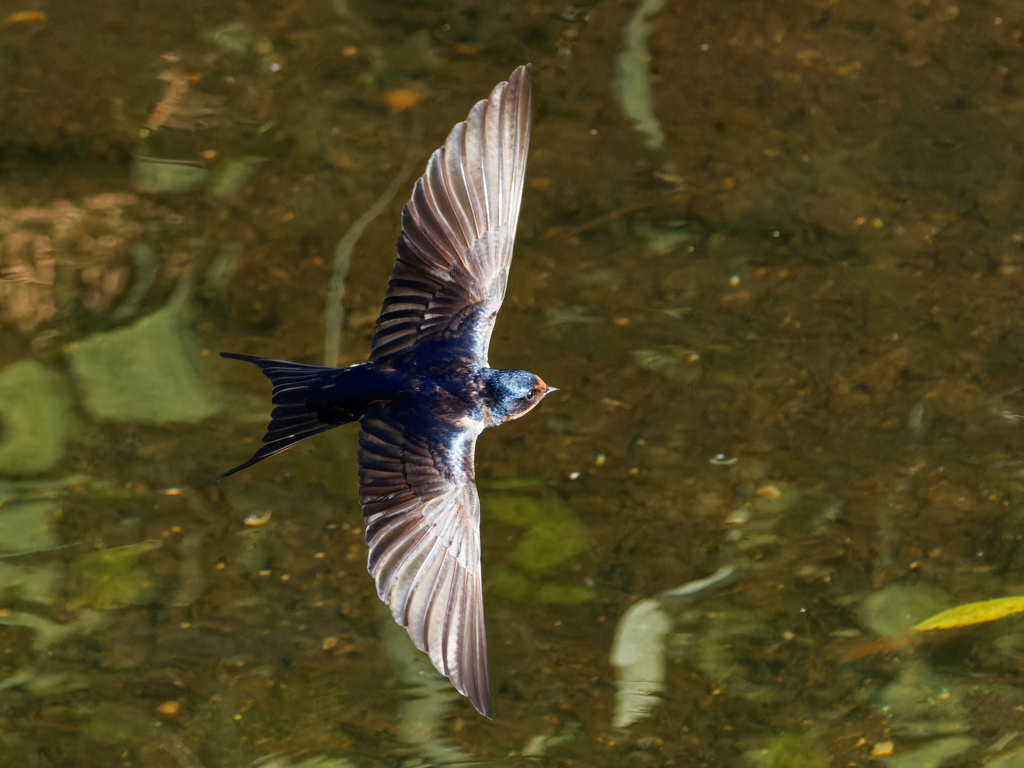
[220,65,553,717]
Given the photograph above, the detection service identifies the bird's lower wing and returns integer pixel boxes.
[358,404,490,717]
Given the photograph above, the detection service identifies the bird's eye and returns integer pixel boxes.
[526,391,535,400]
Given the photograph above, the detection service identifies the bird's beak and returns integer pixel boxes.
[537,377,558,395]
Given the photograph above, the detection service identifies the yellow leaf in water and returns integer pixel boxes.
[912,596,1024,631]
[1,11,47,27]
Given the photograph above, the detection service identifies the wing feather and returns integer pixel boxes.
[358,403,491,717]
[370,65,532,367]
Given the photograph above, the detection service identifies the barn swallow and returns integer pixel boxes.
[220,65,552,717]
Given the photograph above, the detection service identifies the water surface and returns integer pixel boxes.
[2,1,1024,766]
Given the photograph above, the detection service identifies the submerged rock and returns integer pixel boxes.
[377,616,472,765]
[204,21,252,54]
[612,567,742,729]
[746,731,830,768]
[483,490,593,604]
[0,360,73,475]
[0,665,91,694]
[0,561,59,605]
[66,283,224,423]
[988,744,1024,767]
[879,736,977,768]
[0,492,62,608]
[860,582,955,638]
[73,540,162,610]
[0,610,102,650]
[208,156,268,198]
[876,660,970,737]
[610,598,671,728]
[131,157,209,193]
[0,499,59,556]
[616,0,666,149]
[632,218,705,254]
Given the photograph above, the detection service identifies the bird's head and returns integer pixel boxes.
[485,369,557,424]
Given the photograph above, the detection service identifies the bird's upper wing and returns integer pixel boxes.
[357,402,490,716]
[369,65,532,367]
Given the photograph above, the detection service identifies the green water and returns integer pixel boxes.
[2,0,1024,765]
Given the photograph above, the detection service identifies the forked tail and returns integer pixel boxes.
[220,353,383,477]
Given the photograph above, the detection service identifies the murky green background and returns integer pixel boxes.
[3,0,1024,765]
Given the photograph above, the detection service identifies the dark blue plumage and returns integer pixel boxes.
[220,65,552,718]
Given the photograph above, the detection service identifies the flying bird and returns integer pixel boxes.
[221,65,552,718]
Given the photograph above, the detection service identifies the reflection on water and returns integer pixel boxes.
[4,0,1024,765]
